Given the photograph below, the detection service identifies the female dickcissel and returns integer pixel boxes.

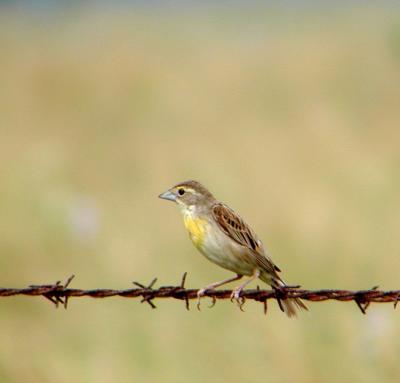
[159,180,307,317]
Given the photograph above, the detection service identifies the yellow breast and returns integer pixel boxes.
[183,215,207,248]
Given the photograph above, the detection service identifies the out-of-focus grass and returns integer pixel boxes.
[0,4,400,383]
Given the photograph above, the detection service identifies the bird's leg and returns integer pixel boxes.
[197,274,242,310]
[231,269,260,306]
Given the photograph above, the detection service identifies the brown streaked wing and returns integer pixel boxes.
[212,203,281,275]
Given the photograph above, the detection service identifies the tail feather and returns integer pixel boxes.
[279,295,308,318]
[260,272,307,318]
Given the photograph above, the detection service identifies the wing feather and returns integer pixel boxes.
[212,203,281,274]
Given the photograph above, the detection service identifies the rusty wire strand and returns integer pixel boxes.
[1,274,399,314]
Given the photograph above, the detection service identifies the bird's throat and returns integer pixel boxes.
[183,212,207,248]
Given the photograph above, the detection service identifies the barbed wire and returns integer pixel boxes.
[1,273,399,314]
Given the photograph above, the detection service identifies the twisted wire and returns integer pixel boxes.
[1,274,398,314]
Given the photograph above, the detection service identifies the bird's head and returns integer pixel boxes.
[159,180,215,211]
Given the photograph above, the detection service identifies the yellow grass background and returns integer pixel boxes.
[1,4,400,382]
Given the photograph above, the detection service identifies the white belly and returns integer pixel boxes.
[197,225,255,276]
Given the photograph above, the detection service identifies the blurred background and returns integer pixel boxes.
[1,1,400,382]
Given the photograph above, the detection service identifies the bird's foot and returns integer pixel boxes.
[196,288,216,311]
[196,288,206,310]
[230,287,246,311]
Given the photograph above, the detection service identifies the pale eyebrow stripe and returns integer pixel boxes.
[176,187,196,193]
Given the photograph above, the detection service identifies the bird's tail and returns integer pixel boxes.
[260,272,307,318]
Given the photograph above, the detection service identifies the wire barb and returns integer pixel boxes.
[133,278,158,309]
[1,276,400,315]
[180,272,190,310]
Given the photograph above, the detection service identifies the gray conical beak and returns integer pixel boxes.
[158,190,177,202]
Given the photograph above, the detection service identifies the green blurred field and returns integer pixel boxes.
[1,4,400,383]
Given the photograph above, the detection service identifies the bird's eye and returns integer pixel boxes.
[178,188,185,196]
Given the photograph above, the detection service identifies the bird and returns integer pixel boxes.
[159,180,307,317]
